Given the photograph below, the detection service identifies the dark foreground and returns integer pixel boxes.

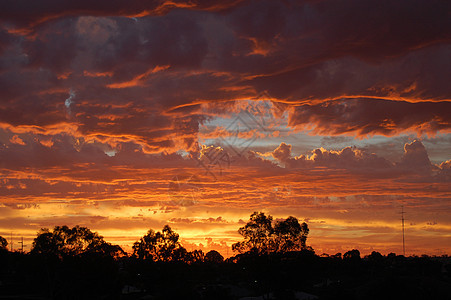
[1,250,451,300]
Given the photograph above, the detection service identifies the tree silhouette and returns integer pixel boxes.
[232,212,310,254]
[367,251,383,262]
[273,216,309,252]
[133,225,186,262]
[232,212,274,254]
[31,225,124,258]
[0,235,7,250]
[185,249,205,264]
[343,249,361,261]
[204,250,224,263]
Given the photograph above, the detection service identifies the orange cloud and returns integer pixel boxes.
[107,65,170,89]
[9,135,25,145]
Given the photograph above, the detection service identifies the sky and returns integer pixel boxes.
[0,0,450,257]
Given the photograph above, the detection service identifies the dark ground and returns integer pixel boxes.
[1,250,451,300]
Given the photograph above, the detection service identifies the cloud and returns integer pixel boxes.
[288,99,451,137]
[9,134,25,145]
[265,140,446,178]
[287,145,393,171]
[397,140,433,170]
[0,0,448,148]
[0,0,246,28]
[0,138,449,256]
[64,89,75,113]
[2,203,39,210]
[440,160,451,170]
[169,216,227,224]
[272,142,291,162]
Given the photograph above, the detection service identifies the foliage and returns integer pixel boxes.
[232,212,274,254]
[232,212,310,254]
[132,225,186,262]
[367,251,384,262]
[185,249,205,264]
[30,225,124,258]
[273,216,309,252]
[2,246,451,300]
[0,235,7,250]
[4,220,451,299]
[205,250,224,263]
[343,249,361,261]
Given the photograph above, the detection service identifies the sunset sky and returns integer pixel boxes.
[0,0,450,257]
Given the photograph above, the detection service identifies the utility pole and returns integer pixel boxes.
[401,205,406,256]
[18,237,24,253]
[10,231,13,252]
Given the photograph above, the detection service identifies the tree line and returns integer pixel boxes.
[2,212,450,299]
[0,212,310,263]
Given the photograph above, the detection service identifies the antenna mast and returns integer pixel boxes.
[18,237,24,253]
[401,205,405,256]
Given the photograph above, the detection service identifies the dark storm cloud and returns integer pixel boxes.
[0,0,449,150]
[0,0,245,26]
[289,99,451,137]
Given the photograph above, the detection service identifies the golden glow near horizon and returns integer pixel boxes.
[2,144,451,257]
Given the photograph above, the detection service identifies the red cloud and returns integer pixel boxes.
[0,0,449,150]
[288,99,451,137]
